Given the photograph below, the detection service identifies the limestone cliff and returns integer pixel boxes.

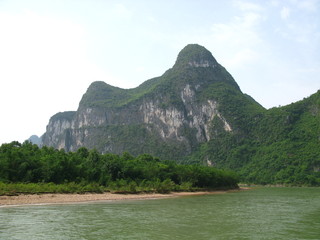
[42,44,262,160]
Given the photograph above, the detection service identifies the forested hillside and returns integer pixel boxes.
[191,90,320,185]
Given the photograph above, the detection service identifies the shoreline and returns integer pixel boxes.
[0,188,248,207]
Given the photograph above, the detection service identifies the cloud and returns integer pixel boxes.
[296,0,319,12]
[147,15,157,23]
[0,10,118,143]
[233,0,263,12]
[211,12,263,44]
[280,7,290,20]
[224,49,258,67]
[209,10,264,69]
[275,5,320,46]
[135,66,145,73]
[112,3,133,19]
[0,11,86,78]
[270,0,280,7]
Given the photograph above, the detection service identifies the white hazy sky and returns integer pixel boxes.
[0,0,319,144]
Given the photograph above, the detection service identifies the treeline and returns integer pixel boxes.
[0,141,238,195]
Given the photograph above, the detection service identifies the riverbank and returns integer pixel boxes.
[0,189,247,207]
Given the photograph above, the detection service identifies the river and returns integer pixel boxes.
[1,187,319,239]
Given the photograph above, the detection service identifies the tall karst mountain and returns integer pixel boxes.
[42,44,320,185]
[42,44,263,160]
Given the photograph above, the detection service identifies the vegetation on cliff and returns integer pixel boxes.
[0,141,239,195]
[190,90,320,186]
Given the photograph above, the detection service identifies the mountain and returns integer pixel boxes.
[42,44,262,159]
[41,44,320,185]
[27,135,42,146]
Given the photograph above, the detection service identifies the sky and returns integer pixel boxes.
[0,0,319,144]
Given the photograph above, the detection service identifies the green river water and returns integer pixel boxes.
[1,187,319,239]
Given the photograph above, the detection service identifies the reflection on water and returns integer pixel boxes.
[1,187,320,240]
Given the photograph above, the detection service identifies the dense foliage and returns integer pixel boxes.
[191,91,320,186]
[0,141,239,195]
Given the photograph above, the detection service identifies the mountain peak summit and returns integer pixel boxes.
[175,44,218,68]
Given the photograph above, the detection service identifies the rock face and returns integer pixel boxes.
[42,44,261,160]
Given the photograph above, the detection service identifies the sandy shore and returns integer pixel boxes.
[0,189,243,207]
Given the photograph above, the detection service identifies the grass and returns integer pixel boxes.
[0,182,106,196]
[0,181,237,196]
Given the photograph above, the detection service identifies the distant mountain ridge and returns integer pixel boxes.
[27,135,42,146]
[41,44,320,185]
